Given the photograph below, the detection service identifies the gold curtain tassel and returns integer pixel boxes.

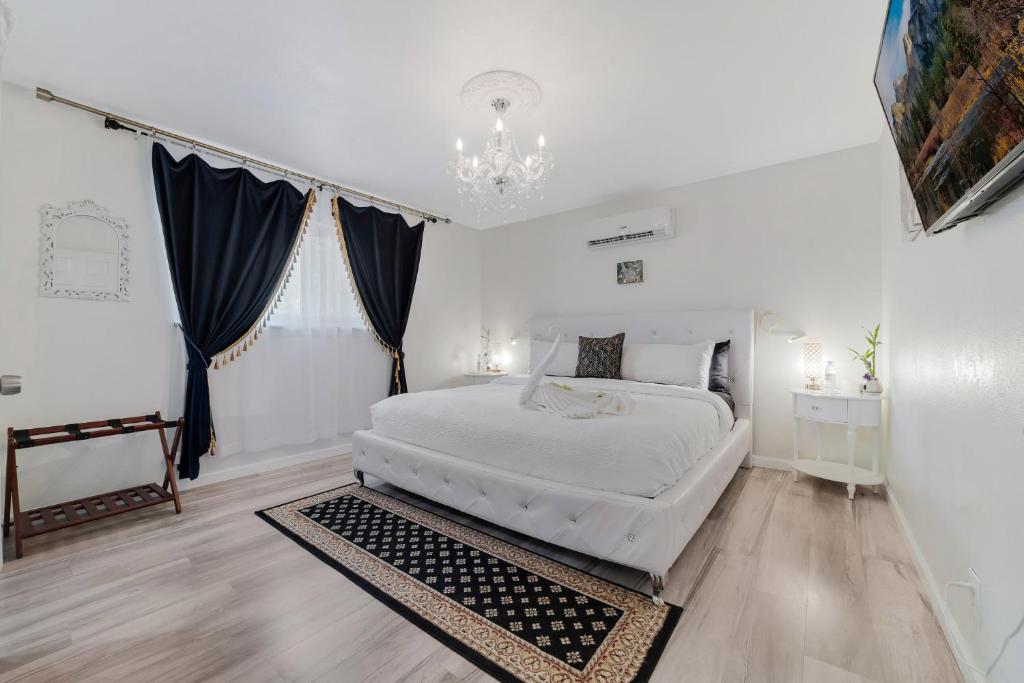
[393,350,402,393]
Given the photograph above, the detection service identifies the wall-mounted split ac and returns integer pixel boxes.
[585,207,675,249]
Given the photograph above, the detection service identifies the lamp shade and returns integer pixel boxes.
[802,342,824,381]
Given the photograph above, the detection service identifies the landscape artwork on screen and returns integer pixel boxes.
[875,0,1024,232]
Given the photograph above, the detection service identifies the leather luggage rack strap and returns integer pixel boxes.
[64,424,90,440]
[108,418,134,433]
[11,430,34,449]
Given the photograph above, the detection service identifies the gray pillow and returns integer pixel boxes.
[575,333,625,379]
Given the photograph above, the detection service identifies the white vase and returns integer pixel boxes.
[861,378,883,394]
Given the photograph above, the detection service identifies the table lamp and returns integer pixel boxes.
[803,341,824,390]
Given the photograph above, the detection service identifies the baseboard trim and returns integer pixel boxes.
[886,485,984,683]
[750,455,792,471]
[177,442,352,492]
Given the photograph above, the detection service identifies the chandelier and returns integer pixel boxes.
[449,71,553,219]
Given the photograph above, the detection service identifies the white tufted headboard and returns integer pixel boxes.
[529,309,755,420]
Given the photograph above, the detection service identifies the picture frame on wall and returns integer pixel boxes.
[616,260,643,284]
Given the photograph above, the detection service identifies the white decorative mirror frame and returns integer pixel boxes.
[39,200,131,301]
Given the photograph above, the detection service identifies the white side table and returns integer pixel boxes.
[790,389,884,499]
[464,371,507,386]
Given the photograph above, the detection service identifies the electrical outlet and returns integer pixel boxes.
[968,567,982,625]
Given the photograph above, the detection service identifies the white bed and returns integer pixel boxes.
[352,310,754,602]
[370,375,734,498]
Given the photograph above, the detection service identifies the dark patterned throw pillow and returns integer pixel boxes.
[709,340,731,393]
[575,333,626,379]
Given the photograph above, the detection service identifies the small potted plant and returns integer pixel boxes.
[849,323,883,394]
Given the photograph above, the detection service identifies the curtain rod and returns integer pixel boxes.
[35,87,451,224]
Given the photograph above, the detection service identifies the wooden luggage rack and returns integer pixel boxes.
[3,412,184,558]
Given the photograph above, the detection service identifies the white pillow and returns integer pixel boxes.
[620,341,715,388]
[530,340,579,377]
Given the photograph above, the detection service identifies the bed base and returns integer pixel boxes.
[352,419,751,603]
[354,464,671,602]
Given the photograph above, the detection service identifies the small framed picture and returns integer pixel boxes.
[616,259,643,284]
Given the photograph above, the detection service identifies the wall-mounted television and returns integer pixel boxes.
[874,0,1024,234]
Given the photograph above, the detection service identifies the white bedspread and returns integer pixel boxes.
[368,376,734,498]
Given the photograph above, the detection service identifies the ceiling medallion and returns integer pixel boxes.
[449,71,553,221]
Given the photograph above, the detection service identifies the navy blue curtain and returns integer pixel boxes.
[152,143,314,479]
[334,197,424,396]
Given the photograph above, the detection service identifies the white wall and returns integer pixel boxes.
[879,136,1024,681]
[481,145,883,462]
[0,82,480,515]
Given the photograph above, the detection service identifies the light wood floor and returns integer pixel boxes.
[0,456,962,682]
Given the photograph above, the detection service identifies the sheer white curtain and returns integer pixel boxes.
[209,192,390,457]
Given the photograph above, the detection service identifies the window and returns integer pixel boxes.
[269,218,365,333]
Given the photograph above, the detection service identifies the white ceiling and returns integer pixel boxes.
[3,0,887,228]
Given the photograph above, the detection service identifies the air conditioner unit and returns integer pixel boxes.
[585,207,675,249]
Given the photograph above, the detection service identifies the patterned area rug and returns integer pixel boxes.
[257,484,682,683]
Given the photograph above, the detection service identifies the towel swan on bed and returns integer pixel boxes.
[518,328,635,418]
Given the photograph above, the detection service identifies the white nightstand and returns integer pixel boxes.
[464,371,507,386]
[791,389,884,499]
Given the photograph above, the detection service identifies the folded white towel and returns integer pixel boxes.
[519,328,635,418]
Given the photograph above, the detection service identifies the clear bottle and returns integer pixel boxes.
[824,360,837,392]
